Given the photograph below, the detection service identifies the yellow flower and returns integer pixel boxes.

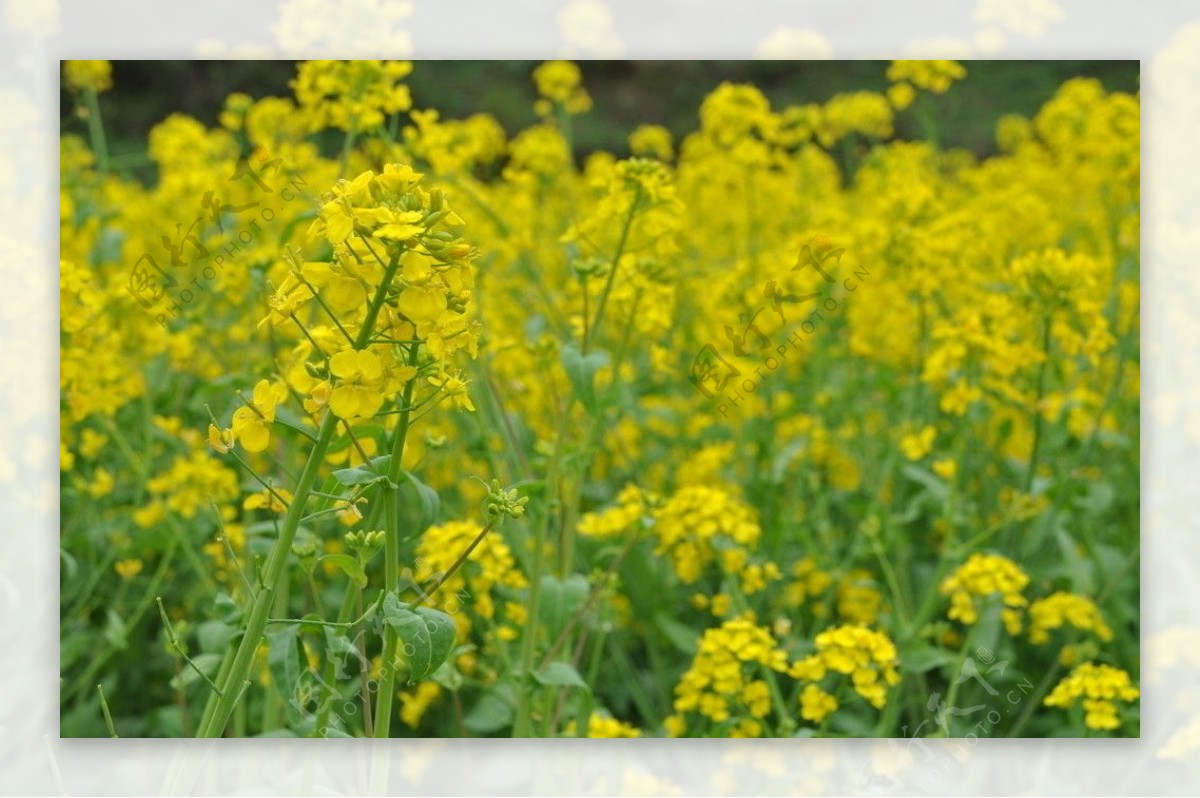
[427,371,475,412]
[900,425,937,460]
[887,81,915,109]
[114,559,143,580]
[886,60,966,94]
[792,624,901,711]
[629,124,674,161]
[940,553,1030,634]
[399,681,442,729]
[570,712,642,738]
[1028,592,1114,645]
[670,614,790,735]
[243,487,293,513]
[932,458,958,479]
[398,283,448,324]
[208,424,234,454]
[800,683,838,723]
[1044,662,1138,731]
[328,349,385,420]
[231,380,288,453]
[64,60,113,93]
[651,485,761,584]
[532,60,592,115]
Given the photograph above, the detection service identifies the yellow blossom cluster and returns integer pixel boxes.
[1028,592,1114,645]
[940,553,1031,634]
[1044,662,1139,731]
[650,485,761,584]
[790,625,901,713]
[666,614,790,738]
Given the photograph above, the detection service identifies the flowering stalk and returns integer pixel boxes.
[198,253,404,738]
[373,344,420,738]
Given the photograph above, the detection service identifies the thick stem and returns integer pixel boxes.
[373,343,421,738]
[197,412,341,737]
[198,250,403,737]
[1025,317,1053,493]
[83,88,109,172]
[587,187,640,345]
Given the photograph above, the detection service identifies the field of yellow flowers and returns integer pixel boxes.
[59,59,1139,739]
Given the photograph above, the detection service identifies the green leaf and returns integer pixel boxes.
[400,470,440,533]
[323,627,371,680]
[464,682,517,734]
[655,611,699,656]
[265,623,301,703]
[103,609,127,650]
[273,406,319,442]
[431,659,463,691]
[331,465,385,487]
[537,574,589,638]
[196,620,238,655]
[534,662,590,692]
[899,643,956,675]
[382,593,456,682]
[169,653,222,691]
[900,464,950,502]
[321,553,368,588]
[213,592,244,625]
[560,343,610,415]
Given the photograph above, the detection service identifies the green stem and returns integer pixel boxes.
[587,187,641,345]
[97,684,118,737]
[198,251,404,738]
[937,631,975,736]
[373,343,421,738]
[83,88,109,172]
[313,583,360,736]
[339,130,358,177]
[1007,659,1062,737]
[1025,317,1053,494]
[512,422,567,736]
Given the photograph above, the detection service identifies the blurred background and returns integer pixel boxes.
[62,60,1139,164]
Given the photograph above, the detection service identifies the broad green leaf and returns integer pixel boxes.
[321,553,368,588]
[169,653,223,691]
[900,464,949,502]
[560,343,610,415]
[431,659,464,691]
[331,465,385,487]
[534,661,590,692]
[382,593,456,682]
[464,682,517,734]
[103,608,127,650]
[537,574,589,638]
[899,643,956,675]
[400,470,440,533]
[655,612,699,656]
[196,620,238,655]
[265,623,301,703]
[323,627,372,680]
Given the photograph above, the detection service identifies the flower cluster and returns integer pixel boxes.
[940,553,1031,634]
[1044,662,1139,731]
[650,485,761,584]
[1028,592,1114,645]
[790,625,901,714]
[291,59,414,133]
[666,614,790,738]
